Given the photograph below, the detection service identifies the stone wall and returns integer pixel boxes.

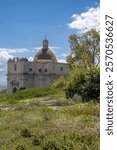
[7,58,68,93]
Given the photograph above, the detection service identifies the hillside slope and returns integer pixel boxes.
[0,88,99,150]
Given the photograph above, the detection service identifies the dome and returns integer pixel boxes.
[34,48,57,62]
[34,38,57,62]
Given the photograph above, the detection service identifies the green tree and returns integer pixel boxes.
[67,29,100,69]
[65,29,100,101]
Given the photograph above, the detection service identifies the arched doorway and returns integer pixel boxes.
[12,87,17,93]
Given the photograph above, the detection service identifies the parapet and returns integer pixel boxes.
[8,57,28,62]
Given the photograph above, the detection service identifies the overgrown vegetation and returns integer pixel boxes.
[65,66,100,102]
[52,76,66,89]
[0,100,99,150]
[51,29,100,102]
[0,87,65,104]
[65,29,100,102]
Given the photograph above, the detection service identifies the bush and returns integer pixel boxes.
[19,87,26,91]
[20,128,31,138]
[65,66,100,102]
[32,136,41,146]
[52,76,66,89]
[65,66,86,99]
[81,67,100,102]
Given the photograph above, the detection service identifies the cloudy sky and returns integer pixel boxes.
[0,0,99,87]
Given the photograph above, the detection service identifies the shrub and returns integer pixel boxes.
[65,66,100,102]
[19,87,26,91]
[32,136,41,146]
[65,66,86,98]
[81,68,100,102]
[20,128,31,138]
[52,76,66,89]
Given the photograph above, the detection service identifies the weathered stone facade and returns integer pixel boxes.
[7,38,68,93]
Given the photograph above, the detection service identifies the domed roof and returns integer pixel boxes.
[34,38,57,62]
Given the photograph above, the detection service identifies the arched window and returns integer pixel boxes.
[29,68,32,72]
[39,69,42,72]
[60,67,63,71]
[45,69,47,72]
[14,64,17,71]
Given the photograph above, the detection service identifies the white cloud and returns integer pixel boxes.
[36,46,60,50]
[32,46,60,54]
[57,52,69,63]
[68,6,100,33]
[33,46,60,50]
[58,59,67,63]
[0,47,29,72]
[0,48,29,54]
[60,53,69,58]
[49,46,60,50]
[32,47,40,53]
[0,51,13,70]
[28,57,33,62]
[11,48,29,53]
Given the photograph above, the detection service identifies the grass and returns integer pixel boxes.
[0,88,99,150]
[0,87,65,104]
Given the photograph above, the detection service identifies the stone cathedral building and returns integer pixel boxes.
[7,38,68,93]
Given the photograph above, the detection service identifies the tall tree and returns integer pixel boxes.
[67,29,100,69]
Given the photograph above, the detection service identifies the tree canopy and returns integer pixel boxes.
[67,29,100,69]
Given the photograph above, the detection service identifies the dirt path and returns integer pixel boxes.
[0,97,66,111]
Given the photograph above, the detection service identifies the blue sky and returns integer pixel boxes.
[0,0,100,87]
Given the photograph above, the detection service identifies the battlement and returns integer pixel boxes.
[8,57,28,63]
